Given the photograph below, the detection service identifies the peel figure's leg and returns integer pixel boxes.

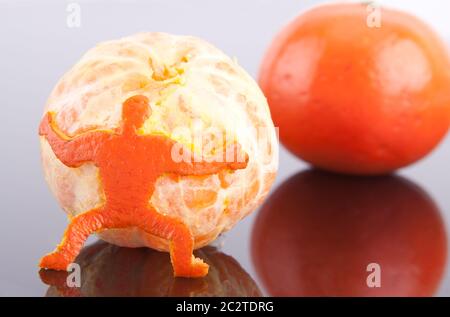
[39,207,113,271]
[138,207,209,278]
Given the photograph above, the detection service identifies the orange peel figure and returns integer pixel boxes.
[39,95,248,277]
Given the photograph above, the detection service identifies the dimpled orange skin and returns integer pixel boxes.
[259,3,450,174]
[251,171,447,296]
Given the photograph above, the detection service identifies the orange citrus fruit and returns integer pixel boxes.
[259,3,450,174]
[40,32,278,276]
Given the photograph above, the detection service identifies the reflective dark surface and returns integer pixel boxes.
[252,171,447,296]
[41,242,261,297]
[35,169,450,297]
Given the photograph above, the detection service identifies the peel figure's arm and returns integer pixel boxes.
[39,112,109,167]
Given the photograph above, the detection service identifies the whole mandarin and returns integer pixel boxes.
[259,3,450,174]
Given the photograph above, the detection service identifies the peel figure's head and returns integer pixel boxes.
[122,95,151,132]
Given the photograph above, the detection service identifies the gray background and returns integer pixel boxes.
[0,0,449,296]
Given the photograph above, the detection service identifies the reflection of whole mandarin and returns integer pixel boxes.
[259,3,450,174]
[39,32,277,277]
[42,242,262,297]
[251,170,447,296]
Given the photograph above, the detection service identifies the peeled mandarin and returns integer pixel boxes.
[40,32,278,254]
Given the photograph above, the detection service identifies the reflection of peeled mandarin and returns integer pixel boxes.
[252,170,447,296]
[40,33,277,254]
[42,241,262,297]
